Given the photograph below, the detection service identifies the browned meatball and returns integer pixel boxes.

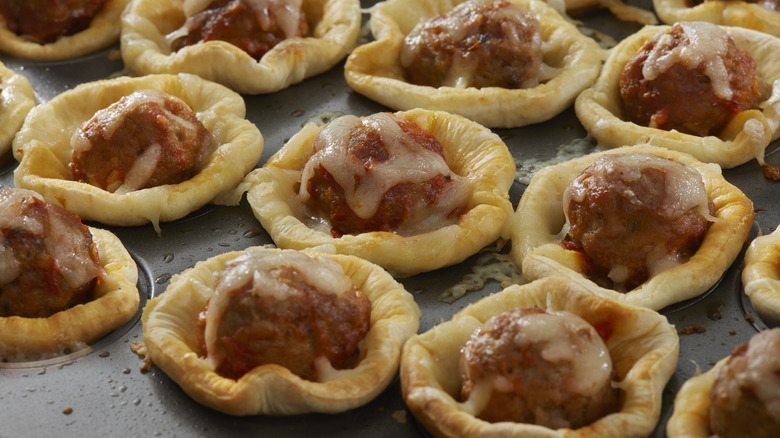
[564,153,712,291]
[301,113,470,237]
[70,89,215,193]
[0,0,108,44]
[619,21,759,137]
[0,189,100,318]
[399,0,542,89]
[709,328,780,438]
[170,0,308,60]
[460,307,620,428]
[195,250,372,381]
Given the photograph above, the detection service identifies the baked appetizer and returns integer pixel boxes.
[0,61,35,159]
[141,246,421,415]
[401,276,679,438]
[239,109,515,277]
[564,0,658,25]
[742,226,780,324]
[511,144,754,310]
[13,73,263,232]
[654,0,780,38]
[575,21,780,169]
[0,0,130,60]
[120,0,361,94]
[667,327,780,438]
[0,188,139,361]
[344,0,606,128]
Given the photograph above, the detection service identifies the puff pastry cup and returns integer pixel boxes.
[120,0,361,95]
[401,275,680,438]
[742,226,780,323]
[12,73,263,231]
[511,144,754,311]
[665,357,729,437]
[0,227,140,361]
[563,0,658,25]
[654,0,780,38]
[575,24,780,169]
[141,246,421,415]
[343,0,607,129]
[238,108,516,277]
[0,0,130,60]
[0,61,36,159]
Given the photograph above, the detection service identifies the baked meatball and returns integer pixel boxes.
[195,249,372,380]
[0,0,108,44]
[0,188,100,318]
[70,89,216,193]
[460,307,620,428]
[709,328,780,438]
[564,153,713,291]
[300,113,470,237]
[168,0,308,60]
[619,21,759,137]
[399,0,543,89]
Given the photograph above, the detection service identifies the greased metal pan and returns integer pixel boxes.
[1,1,778,437]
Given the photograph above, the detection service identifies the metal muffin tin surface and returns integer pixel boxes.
[1,1,778,437]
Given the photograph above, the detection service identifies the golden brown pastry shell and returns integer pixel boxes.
[12,73,263,231]
[742,226,780,323]
[511,144,754,310]
[401,276,680,438]
[344,0,607,128]
[120,0,361,94]
[666,357,727,437]
[141,246,421,415]
[574,24,780,168]
[654,0,780,37]
[239,108,516,277]
[0,227,140,361]
[0,61,36,159]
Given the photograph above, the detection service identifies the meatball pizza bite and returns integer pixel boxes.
[575,21,780,169]
[344,0,606,129]
[0,0,130,60]
[667,327,780,438]
[0,188,139,361]
[401,276,679,438]
[239,109,515,277]
[141,246,420,415]
[654,0,780,37]
[742,226,780,324]
[120,0,361,94]
[13,73,263,231]
[511,144,753,311]
[0,61,35,159]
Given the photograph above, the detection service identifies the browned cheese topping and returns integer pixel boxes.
[399,0,543,89]
[563,153,714,291]
[69,89,215,193]
[195,249,372,380]
[0,188,100,318]
[459,307,619,428]
[0,0,108,44]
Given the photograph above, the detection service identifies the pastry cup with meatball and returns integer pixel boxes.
[120,0,361,95]
[0,61,36,159]
[511,144,754,311]
[742,226,780,324]
[654,0,780,38]
[141,246,421,415]
[343,0,607,129]
[0,0,130,60]
[575,23,780,169]
[238,108,516,277]
[401,275,680,438]
[13,73,263,232]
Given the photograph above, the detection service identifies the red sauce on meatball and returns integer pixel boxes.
[70,89,215,193]
[169,0,308,60]
[0,189,100,318]
[400,0,542,89]
[0,0,108,44]
[619,22,759,137]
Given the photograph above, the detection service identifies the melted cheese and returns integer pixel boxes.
[203,249,353,370]
[641,22,735,100]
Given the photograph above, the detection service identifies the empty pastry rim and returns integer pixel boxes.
[0,61,36,158]
[653,0,780,38]
[742,226,780,323]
